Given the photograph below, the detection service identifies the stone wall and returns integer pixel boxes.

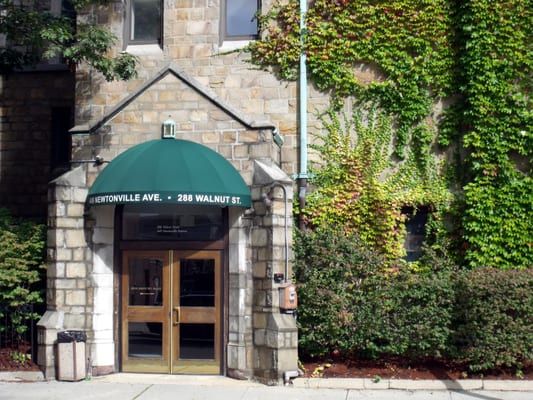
[37,0,304,383]
[0,71,74,219]
[74,0,329,180]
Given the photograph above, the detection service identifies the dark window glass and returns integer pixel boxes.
[128,257,164,306]
[403,206,429,262]
[129,0,161,44]
[122,204,224,241]
[225,0,259,39]
[180,259,215,307]
[128,322,163,358]
[179,324,215,360]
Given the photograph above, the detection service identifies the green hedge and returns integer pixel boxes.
[451,268,533,371]
[295,227,533,373]
[293,227,385,358]
[352,271,454,360]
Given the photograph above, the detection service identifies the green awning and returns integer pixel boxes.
[87,139,251,207]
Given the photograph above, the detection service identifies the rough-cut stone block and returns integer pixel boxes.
[65,230,87,248]
[65,289,86,306]
[66,263,87,279]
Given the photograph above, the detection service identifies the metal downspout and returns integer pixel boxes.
[298,0,308,229]
[262,184,290,282]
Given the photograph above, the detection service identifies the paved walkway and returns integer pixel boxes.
[0,372,532,400]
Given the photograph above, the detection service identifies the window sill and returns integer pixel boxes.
[125,44,163,56]
[218,40,252,53]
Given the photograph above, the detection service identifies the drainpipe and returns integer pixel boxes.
[298,0,308,229]
[261,183,289,282]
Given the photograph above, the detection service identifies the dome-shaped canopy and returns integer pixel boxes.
[87,139,251,207]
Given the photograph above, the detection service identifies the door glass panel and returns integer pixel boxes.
[128,322,163,358]
[128,257,163,306]
[122,204,223,241]
[180,259,214,307]
[179,324,215,359]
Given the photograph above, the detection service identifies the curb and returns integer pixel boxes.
[0,371,45,382]
[292,377,533,391]
[1,371,532,392]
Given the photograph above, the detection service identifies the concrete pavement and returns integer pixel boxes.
[0,373,532,400]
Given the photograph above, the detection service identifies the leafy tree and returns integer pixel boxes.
[0,0,137,80]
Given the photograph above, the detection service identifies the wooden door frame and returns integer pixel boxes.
[113,205,228,375]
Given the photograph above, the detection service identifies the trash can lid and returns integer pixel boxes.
[57,330,87,343]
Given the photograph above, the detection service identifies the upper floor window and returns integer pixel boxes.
[223,0,259,41]
[126,0,162,46]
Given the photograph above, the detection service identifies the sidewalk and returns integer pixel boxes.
[1,372,532,400]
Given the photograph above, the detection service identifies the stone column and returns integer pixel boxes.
[37,167,91,379]
[88,206,116,376]
[251,161,299,385]
[226,208,254,380]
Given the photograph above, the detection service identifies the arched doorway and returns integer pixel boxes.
[87,138,251,374]
[119,204,226,374]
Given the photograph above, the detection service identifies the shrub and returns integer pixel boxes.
[293,226,385,358]
[352,269,455,360]
[0,208,46,335]
[294,224,532,372]
[450,268,533,372]
[294,226,455,360]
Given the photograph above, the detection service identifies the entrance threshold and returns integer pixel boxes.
[93,373,257,387]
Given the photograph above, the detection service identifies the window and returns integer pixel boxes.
[122,204,224,242]
[126,0,162,46]
[223,0,259,41]
[403,206,429,262]
[50,107,72,177]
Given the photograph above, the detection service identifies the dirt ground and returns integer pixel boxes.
[0,349,40,372]
[302,357,533,381]
[2,348,531,381]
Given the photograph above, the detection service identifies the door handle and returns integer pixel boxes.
[173,307,180,325]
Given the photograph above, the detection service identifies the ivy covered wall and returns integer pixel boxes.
[248,0,532,269]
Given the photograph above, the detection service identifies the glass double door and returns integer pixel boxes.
[121,250,221,374]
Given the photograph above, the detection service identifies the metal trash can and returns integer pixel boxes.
[56,330,86,381]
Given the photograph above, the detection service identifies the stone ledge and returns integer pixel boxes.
[291,377,533,391]
[0,371,45,382]
[390,379,483,391]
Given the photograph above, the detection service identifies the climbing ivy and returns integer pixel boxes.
[248,0,532,269]
[457,1,532,269]
[249,0,455,158]
[303,107,450,264]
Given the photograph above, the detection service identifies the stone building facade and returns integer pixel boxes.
[33,0,329,385]
[0,70,75,219]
